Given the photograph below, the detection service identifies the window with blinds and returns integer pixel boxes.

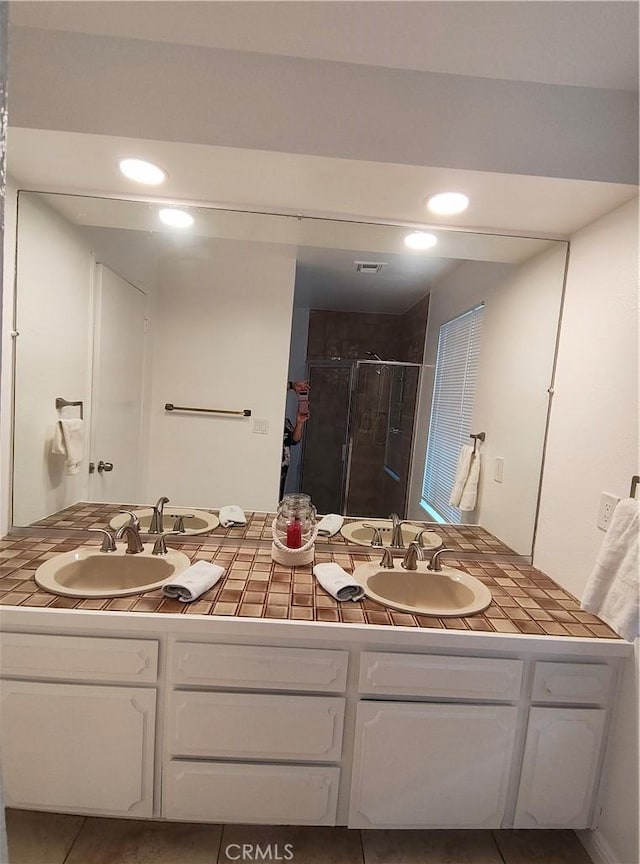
[420,304,484,523]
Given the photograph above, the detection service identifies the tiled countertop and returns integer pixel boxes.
[0,534,619,638]
[30,502,517,556]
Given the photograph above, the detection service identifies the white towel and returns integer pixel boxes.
[449,444,481,511]
[219,505,247,527]
[162,561,225,602]
[581,498,639,641]
[317,514,344,537]
[51,419,85,475]
[313,562,365,602]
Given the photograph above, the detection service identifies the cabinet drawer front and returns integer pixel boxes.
[170,642,348,692]
[0,633,158,683]
[359,652,523,701]
[163,761,339,825]
[531,662,613,705]
[168,692,345,761]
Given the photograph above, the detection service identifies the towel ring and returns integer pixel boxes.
[55,397,84,420]
[630,475,639,498]
[470,432,486,454]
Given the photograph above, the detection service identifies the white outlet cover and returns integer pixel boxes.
[597,492,620,531]
[252,418,269,435]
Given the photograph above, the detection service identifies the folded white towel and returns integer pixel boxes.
[51,419,85,475]
[162,561,225,602]
[581,498,639,641]
[316,514,345,537]
[313,562,365,602]
[219,505,247,527]
[449,444,481,511]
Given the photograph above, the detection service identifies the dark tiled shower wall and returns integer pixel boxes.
[399,293,430,363]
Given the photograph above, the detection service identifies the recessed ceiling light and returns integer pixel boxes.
[119,158,166,185]
[404,231,437,250]
[159,208,194,228]
[426,192,469,215]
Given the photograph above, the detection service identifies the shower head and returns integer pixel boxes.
[365,351,383,361]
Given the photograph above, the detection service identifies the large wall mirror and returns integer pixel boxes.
[11,191,568,556]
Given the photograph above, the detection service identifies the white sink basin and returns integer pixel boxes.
[352,560,492,617]
[35,545,191,598]
[109,507,219,536]
[341,519,442,550]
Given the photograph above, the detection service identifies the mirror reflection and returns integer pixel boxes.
[11,191,567,555]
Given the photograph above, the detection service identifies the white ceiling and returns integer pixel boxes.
[10,1,639,91]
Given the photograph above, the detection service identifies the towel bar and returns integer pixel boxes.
[165,403,251,417]
[630,475,639,498]
[55,397,84,420]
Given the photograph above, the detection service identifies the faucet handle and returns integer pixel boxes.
[172,514,194,533]
[152,532,181,555]
[119,510,140,530]
[88,528,117,553]
[379,548,395,569]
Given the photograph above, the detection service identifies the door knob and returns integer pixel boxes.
[97,461,114,473]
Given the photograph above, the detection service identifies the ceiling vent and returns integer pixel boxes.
[354,261,386,274]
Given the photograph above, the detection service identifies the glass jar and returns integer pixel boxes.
[275,493,317,549]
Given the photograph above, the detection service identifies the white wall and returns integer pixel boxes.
[535,198,639,864]
[409,244,567,555]
[11,193,94,525]
[144,240,296,512]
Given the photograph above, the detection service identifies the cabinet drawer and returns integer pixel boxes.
[359,652,523,701]
[0,633,158,683]
[170,642,348,692]
[167,691,345,762]
[163,760,339,825]
[531,662,613,705]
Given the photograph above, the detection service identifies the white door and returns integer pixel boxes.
[0,680,156,816]
[349,701,518,828]
[89,264,147,503]
[514,707,606,828]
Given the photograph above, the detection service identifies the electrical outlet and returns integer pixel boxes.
[597,492,620,531]
[252,418,269,435]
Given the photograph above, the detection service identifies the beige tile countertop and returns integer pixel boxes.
[0,534,619,639]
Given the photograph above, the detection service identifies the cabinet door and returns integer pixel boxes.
[349,701,517,828]
[514,707,606,828]
[0,681,156,816]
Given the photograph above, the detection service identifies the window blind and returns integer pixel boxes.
[421,304,484,522]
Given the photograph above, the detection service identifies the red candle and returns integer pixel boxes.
[286,517,302,549]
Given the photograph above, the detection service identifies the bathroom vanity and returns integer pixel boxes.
[0,537,630,832]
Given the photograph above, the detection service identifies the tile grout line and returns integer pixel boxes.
[60,815,86,864]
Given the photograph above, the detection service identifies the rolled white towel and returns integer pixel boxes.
[316,514,345,537]
[313,562,365,602]
[219,505,247,527]
[162,561,225,602]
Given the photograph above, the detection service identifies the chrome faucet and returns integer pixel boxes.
[364,523,384,547]
[389,513,405,548]
[149,496,170,533]
[428,547,455,572]
[115,523,144,554]
[402,541,426,571]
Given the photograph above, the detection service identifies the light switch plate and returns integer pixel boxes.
[494,457,505,483]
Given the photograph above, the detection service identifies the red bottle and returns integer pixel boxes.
[286,517,302,549]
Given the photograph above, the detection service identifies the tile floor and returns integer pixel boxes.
[4,810,595,864]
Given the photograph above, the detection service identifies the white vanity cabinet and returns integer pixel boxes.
[349,652,523,828]
[0,633,158,816]
[513,661,612,828]
[162,641,348,825]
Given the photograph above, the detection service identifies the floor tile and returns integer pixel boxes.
[362,829,502,864]
[219,825,364,863]
[5,808,84,864]
[492,830,593,864]
[65,817,223,864]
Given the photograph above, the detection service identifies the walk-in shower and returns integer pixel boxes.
[300,359,422,517]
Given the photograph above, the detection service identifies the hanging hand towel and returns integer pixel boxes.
[449,444,481,511]
[218,505,247,527]
[581,498,639,641]
[162,561,225,602]
[316,514,345,537]
[313,562,365,602]
[51,419,85,475]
